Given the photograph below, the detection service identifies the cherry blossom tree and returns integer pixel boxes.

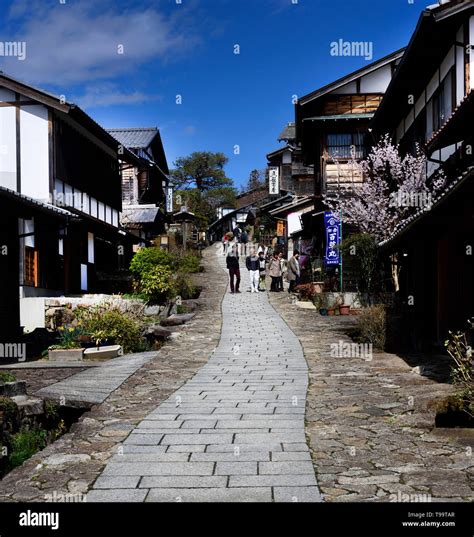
[324,135,444,290]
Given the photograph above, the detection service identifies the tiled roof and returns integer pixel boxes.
[0,186,76,219]
[107,128,158,149]
[121,206,160,225]
[269,196,314,216]
[425,91,473,151]
[278,123,296,142]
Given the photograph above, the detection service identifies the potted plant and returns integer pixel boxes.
[314,293,329,316]
[333,294,344,315]
[48,326,85,361]
[80,329,122,361]
[312,267,325,294]
[339,304,351,315]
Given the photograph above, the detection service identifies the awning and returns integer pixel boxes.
[379,166,474,248]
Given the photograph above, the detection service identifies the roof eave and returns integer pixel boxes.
[298,48,405,106]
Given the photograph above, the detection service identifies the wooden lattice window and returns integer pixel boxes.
[24,246,38,287]
[326,133,365,159]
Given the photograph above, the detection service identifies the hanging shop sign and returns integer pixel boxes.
[276,220,285,237]
[268,166,280,195]
[166,187,174,213]
[324,211,341,266]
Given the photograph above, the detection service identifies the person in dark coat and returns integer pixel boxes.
[258,251,267,291]
[226,244,241,294]
[287,250,301,293]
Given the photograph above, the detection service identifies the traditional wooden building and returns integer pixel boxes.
[0,72,137,306]
[0,187,78,341]
[373,0,474,349]
[296,49,404,196]
[267,196,315,257]
[290,49,405,286]
[107,128,170,244]
[266,122,314,196]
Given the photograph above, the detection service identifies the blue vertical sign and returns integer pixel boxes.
[324,211,341,266]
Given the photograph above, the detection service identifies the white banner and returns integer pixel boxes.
[268,166,280,195]
[166,187,173,213]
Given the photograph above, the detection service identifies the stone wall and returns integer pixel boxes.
[21,295,155,332]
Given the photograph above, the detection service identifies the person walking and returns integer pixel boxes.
[226,244,241,294]
[278,252,286,292]
[233,225,242,244]
[241,229,249,256]
[258,250,267,292]
[287,250,301,293]
[245,248,260,293]
[222,234,229,256]
[268,252,282,292]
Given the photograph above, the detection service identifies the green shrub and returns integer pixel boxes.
[139,265,174,304]
[129,247,201,304]
[75,304,144,353]
[9,428,47,468]
[172,272,196,300]
[339,233,378,292]
[130,247,174,278]
[0,396,18,422]
[44,401,60,420]
[313,293,329,310]
[356,304,386,350]
[445,320,474,417]
[0,372,16,383]
[176,252,201,274]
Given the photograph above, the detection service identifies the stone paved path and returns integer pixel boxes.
[88,249,321,502]
[36,352,158,406]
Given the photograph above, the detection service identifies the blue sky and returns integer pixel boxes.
[0,0,423,188]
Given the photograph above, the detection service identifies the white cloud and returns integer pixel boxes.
[1,1,197,86]
[72,83,163,108]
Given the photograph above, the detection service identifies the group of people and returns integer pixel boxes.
[225,244,301,295]
[222,226,250,256]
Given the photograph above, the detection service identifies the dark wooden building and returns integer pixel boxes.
[0,186,77,340]
[289,49,405,285]
[373,0,474,348]
[266,123,315,196]
[0,72,137,305]
[107,128,170,245]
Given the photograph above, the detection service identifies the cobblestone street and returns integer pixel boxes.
[0,245,472,503]
[268,292,474,502]
[87,248,321,502]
